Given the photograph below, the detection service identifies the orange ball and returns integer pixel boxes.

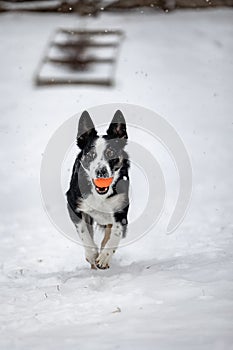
[93,177,113,188]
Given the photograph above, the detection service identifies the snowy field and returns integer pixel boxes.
[0,8,233,350]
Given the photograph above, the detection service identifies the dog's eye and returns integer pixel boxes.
[105,149,115,159]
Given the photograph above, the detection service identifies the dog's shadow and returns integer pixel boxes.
[35,253,212,284]
[35,258,158,284]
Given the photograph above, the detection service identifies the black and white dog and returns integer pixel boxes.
[66,110,130,269]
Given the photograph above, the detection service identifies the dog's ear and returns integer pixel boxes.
[106,110,128,139]
[77,111,97,149]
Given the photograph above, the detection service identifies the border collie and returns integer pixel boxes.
[66,110,130,269]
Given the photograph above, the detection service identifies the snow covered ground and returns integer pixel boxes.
[0,8,233,350]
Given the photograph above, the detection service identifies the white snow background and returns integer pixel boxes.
[0,8,233,350]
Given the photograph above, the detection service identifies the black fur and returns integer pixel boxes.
[66,110,130,250]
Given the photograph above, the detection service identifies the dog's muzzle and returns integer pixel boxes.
[93,177,113,195]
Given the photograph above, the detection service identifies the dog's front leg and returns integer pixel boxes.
[96,222,123,269]
[75,220,98,269]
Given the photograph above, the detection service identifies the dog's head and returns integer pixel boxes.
[77,110,128,196]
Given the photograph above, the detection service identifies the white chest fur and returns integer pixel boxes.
[79,193,126,225]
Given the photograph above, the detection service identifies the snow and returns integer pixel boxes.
[0,8,233,350]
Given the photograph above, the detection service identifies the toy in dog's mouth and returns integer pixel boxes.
[93,177,113,195]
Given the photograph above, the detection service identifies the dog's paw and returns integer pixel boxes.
[90,263,97,270]
[95,249,113,269]
[85,247,98,267]
[96,262,109,270]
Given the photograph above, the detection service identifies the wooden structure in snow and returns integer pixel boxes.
[35,28,124,86]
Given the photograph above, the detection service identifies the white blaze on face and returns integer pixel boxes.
[89,137,110,180]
